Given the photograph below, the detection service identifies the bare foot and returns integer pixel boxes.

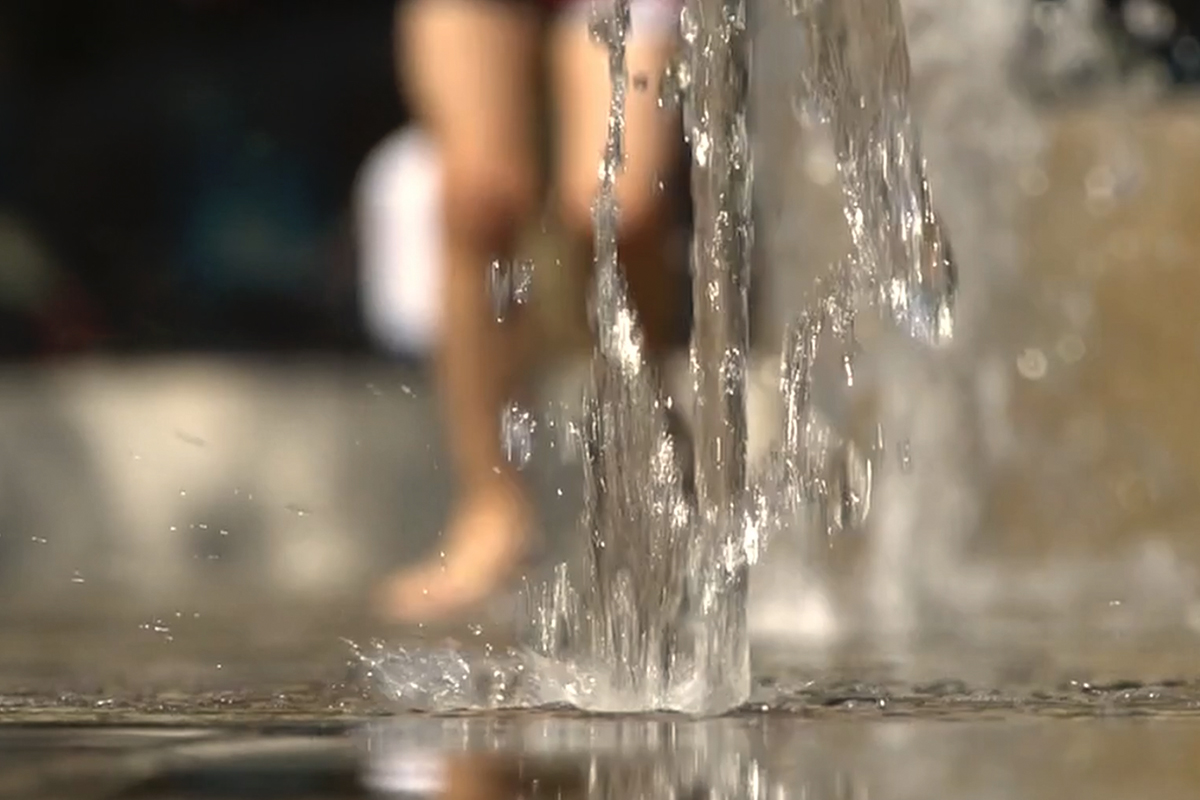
[377,478,536,623]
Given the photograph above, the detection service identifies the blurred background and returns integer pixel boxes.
[0,0,401,354]
[2,0,1196,358]
[2,0,1200,691]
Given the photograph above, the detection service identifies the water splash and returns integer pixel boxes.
[678,0,756,709]
[488,257,535,323]
[753,0,959,563]
[508,0,754,714]
[501,401,537,470]
[365,0,1188,709]
[365,0,951,712]
[801,0,957,346]
[370,0,757,714]
[749,0,1045,652]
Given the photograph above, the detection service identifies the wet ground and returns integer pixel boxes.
[6,613,1200,799]
[7,710,1200,799]
[8,610,1200,798]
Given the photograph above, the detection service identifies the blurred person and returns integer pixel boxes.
[376,0,685,621]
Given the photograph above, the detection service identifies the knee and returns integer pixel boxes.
[558,171,671,250]
[441,158,539,256]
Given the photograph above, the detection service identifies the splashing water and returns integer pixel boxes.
[511,0,754,713]
[853,0,1038,647]
[360,0,958,710]
[362,0,956,711]
[748,0,963,590]
[758,0,1200,660]
[742,0,1050,655]
[489,257,535,323]
[365,0,1165,708]
[362,0,760,713]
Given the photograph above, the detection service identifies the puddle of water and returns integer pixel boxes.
[7,714,1200,799]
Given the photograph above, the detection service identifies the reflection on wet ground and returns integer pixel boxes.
[6,713,1200,800]
[6,626,1200,799]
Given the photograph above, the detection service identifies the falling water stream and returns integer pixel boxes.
[516,0,754,713]
[359,0,1200,712]
[362,0,956,712]
[517,0,957,711]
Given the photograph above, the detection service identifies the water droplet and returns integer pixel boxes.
[71,570,85,584]
[1016,348,1049,380]
[501,402,537,470]
[512,259,535,307]
[679,5,699,44]
[489,258,513,321]
[693,131,711,167]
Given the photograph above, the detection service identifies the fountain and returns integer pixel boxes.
[19,11,1200,800]
[513,0,962,710]
[515,0,754,713]
[367,0,961,712]
[362,0,1200,710]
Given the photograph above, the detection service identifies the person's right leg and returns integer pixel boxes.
[377,0,542,622]
[550,0,684,354]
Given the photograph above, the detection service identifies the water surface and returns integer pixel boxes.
[6,712,1200,799]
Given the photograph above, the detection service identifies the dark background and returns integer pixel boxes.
[0,0,404,357]
[0,0,1196,360]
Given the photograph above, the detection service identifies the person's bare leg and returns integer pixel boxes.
[550,8,682,353]
[377,0,542,622]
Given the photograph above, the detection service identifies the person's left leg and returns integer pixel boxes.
[375,0,544,624]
